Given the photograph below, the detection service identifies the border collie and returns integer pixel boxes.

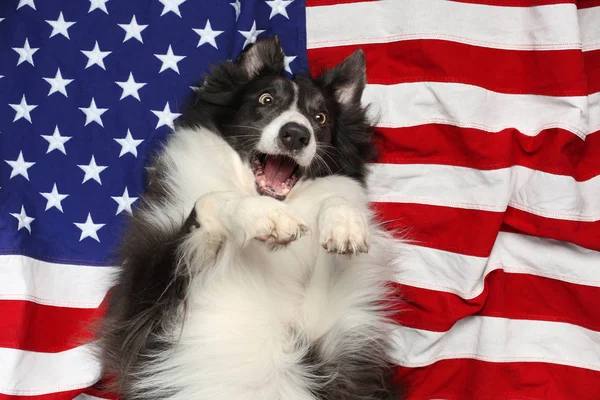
[96,36,403,400]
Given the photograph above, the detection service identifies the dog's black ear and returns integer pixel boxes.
[317,49,366,107]
[235,36,285,78]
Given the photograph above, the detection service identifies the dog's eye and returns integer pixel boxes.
[259,93,274,105]
[315,112,327,125]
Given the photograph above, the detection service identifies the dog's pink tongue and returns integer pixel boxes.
[264,156,295,185]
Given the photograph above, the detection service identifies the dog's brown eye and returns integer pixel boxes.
[315,112,327,125]
[259,93,274,105]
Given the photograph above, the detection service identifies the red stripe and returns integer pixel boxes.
[372,202,501,257]
[392,269,600,332]
[585,50,600,93]
[0,389,85,400]
[306,0,377,6]
[372,125,600,181]
[449,0,574,5]
[395,359,600,400]
[502,207,600,251]
[308,40,588,96]
[578,0,600,8]
[0,300,102,352]
[374,200,599,258]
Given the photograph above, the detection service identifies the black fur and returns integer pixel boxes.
[94,36,401,399]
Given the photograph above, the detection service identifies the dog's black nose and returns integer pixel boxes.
[279,122,310,151]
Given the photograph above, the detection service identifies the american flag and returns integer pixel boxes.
[0,0,599,399]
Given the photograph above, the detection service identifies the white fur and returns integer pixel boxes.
[135,127,399,400]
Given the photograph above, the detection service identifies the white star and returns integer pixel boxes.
[40,183,69,212]
[230,0,241,21]
[11,206,34,234]
[5,151,35,180]
[46,12,76,39]
[239,21,265,50]
[114,129,143,157]
[41,126,72,154]
[43,68,73,97]
[151,102,181,129]
[74,213,105,242]
[9,95,37,123]
[81,41,111,70]
[118,15,148,43]
[79,98,108,127]
[17,0,36,10]
[154,45,186,74]
[13,38,39,66]
[115,72,146,101]
[284,55,296,74]
[89,0,109,14]
[193,20,224,49]
[159,0,186,17]
[78,155,107,184]
[112,187,138,215]
[265,0,293,19]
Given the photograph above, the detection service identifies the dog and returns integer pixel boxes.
[96,36,403,400]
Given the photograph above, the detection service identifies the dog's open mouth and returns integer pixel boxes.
[252,154,299,200]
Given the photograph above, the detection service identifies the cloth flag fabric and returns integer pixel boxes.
[1,0,599,399]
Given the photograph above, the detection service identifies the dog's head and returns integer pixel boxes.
[181,36,376,200]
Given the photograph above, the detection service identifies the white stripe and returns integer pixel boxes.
[307,0,581,51]
[368,164,600,222]
[590,92,600,133]
[390,316,600,371]
[393,231,600,298]
[363,82,590,138]
[580,6,600,51]
[0,344,101,395]
[0,255,117,308]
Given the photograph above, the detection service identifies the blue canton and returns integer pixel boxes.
[0,0,308,265]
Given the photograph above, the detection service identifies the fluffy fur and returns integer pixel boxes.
[95,37,404,400]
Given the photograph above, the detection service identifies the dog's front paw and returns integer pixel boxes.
[236,198,309,246]
[319,204,370,255]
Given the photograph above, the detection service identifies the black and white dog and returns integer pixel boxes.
[97,37,403,400]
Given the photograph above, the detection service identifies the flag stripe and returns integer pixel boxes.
[391,231,600,297]
[578,0,600,8]
[368,164,600,221]
[390,316,600,370]
[0,255,116,309]
[306,0,582,51]
[305,0,377,6]
[363,82,591,137]
[580,6,600,50]
[375,201,600,258]
[309,40,588,96]
[0,344,101,396]
[0,389,87,400]
[503,207,600,251]
[586,51,600,93]
[450,0,574,5]
[372,202,501,257]
[396,360,600,400]
[74,395,109,400]
[373,125,600,180]
[393,269,600,333]
[0,300,101,353]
